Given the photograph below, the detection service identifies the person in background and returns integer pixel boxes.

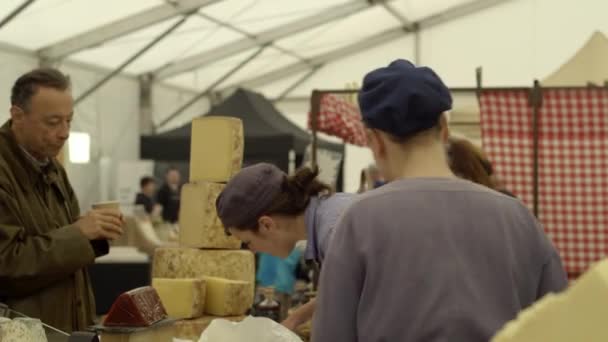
[134,176,160,215]
[0,68,124,332]
[215,164,355,332]
[313,59,567,342]
[156,167,181,223]
[366,163,385,189]
[357,164,385,193]
[447,136,515,197]
[356,168,368,193]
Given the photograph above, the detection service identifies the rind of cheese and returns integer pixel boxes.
[203,276,253,316]
[179,182,241,249]
[0,320,34,341]
[491,259,608,342]
[104,286,168,327]
[190,117,243,183]
[152,248,255,287]
[152,278,206,319]
[174,315,245,341]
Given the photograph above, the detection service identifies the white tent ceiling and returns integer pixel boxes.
[0,0,504,94]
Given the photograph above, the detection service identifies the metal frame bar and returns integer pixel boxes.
[530,80,542,218]
[197,12,308,63]
[38,0,221,60]
[75,15,191,105]
[275,65,323,102]
[154,0,384,79]
[0,0,37,30]
[215,0,512,95]
[156,45,268,129]
[381,2,414,28]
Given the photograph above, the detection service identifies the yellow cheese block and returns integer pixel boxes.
[203,276,254,316]
[100,322,175,342]
[491,259,608,342]
[152,247,255,288]
[174,315,245,341]
[179,182,242,249]
[190,117,244,183]
[152,278,206,319]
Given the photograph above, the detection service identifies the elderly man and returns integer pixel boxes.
[312,60,567,341]
[0,68,124,332]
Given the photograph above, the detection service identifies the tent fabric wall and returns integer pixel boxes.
[2,0,608,194]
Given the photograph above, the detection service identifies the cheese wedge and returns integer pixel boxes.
[152,278,206,319]
[203,276,253,316]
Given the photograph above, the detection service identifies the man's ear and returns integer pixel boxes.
[10,106,25,122]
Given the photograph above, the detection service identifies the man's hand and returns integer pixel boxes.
[75,209,125,241]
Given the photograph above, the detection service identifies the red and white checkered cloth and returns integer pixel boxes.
[309,93,367,146]
[480,88,608,277]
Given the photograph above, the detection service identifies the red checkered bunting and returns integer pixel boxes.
[480,90,535,207]
[480,88,608,277]
[309,93,367,146]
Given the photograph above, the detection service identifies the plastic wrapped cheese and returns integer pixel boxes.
[14,318,46,342]
[174,315,245,341]
[492,259,608,341]
[0,319,34,341]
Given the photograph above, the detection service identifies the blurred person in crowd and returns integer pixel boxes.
[0,68,124,332]
[216,164,355,331]
[156,166,181,223]
[447,136,515,197]
[312,59,567,342]
[357,164,386,193]
[134,176,161,215]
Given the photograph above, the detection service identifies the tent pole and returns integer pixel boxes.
[530,80,543,218]
[74,14,191,105]
[475,67,483,107]
[310,90,322,169]
[276,65,322,102]
[156,45,267,129]
[0,0,36,30]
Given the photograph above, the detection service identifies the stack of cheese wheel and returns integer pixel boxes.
[151,117,255,341]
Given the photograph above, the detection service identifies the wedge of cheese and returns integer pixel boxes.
[203,276,254,316]
[492,259,608,342]
[190,117,243,183]
[152,248,255,289]
[179,182,241,249]
[152,278,206,319]
[174,315,245,341]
